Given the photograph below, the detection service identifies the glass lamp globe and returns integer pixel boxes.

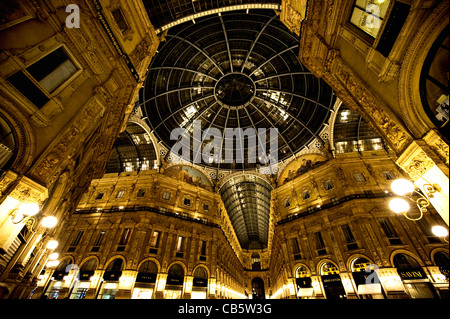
[19,202,40,217]
[391,179,414,196]
[41,216,58,228]
[431,225,448,237]
[49,252,59,260]
[46,240,59,250]
[389,198,410,214]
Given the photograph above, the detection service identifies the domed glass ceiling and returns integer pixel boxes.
[141,9,335,171]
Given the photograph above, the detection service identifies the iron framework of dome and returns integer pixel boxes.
[140,9,336,172]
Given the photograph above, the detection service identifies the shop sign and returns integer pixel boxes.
[296,277,312,288]
[193,278,208,287]
[167,275,184,286]
[136,272,157,283]
[397,268,426,280]
[103,270,122,281]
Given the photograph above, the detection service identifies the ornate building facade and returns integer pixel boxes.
[0,0,448,300]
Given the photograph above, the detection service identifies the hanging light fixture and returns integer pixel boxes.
[388,178,440,221]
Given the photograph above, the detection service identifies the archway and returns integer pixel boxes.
[251,277,265,299]
[393,253,438,299]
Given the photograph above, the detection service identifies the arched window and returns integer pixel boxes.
[251,253,261,271]
[393,254,421,269]
[193,266,209,296]
[136,260,158,284]
[81,258,97,272]
[79,258,97,281]
[167,264,184,286]
[320,261,339,276]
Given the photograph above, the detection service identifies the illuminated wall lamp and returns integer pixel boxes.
[431,225,449,243]
[388,179,440,221]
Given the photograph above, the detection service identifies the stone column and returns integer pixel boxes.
[115,270,137,299]
[154,273,167,299]
[183,275,193,299]
[396,136,449,225]
[376,268,409,299]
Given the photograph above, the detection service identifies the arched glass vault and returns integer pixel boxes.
[219,174,272,250]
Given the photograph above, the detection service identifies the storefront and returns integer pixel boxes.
[394,253,438,299]
[192,267,208,299]
[132,260,158,299]
[97,259,123,299]
[295,266,314,299]
[44,259,71,299]
[70,258,97,299]
[164,264,184,299]
[320,261,346,300]
[350,257,384,299]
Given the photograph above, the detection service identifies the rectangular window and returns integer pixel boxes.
[375,1,411,57]
[378,217,402,245]
[137,189,146,197]
[342,224,359,250]
[184,198,191,206]
[349,0,391,38]
[68,230,84,251]
[118,228,131,246]
[71,231,84,247]
[285,199,291,208]
[353,173,366,182]
[116,190,125,198]
[162,191,171,200]
[111,8,128,33]
[315,232,325,249]
[200,240,207,256]
[95,192,104,200]
[303,191,310,200]
[383,171,396,180]
[150,231,160,248]
[314,232,327,255]
[323,180,334,191]
[7,47,78,108]
[93,231,106,246]
[203,203,209,211]
[291,237,302,260]
[176,236,185,252]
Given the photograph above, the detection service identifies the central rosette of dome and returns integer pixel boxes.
[215,73,256,109]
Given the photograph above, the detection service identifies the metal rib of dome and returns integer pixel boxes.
[141,9,335,171]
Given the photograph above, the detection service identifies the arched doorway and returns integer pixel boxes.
[133,260,159,299]
[320,261,347,300]
[70,258,98,299]
[192,266,209,299]
[165,263,185,299]
[98,258,124,299]
[393,253,438,299]
[251,277,265,299]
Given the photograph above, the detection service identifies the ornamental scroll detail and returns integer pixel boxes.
[334,62,411,152]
